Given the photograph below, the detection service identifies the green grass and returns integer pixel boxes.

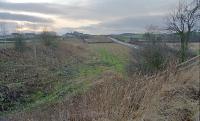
[29,80,89,107]
[98,48,125,72]
[0,55,115,116]
[1,79,89,116]
[78,64,105,77]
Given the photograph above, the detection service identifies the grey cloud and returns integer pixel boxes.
[0,0,193,34]
[0,2,61,14]
[78,15,165,34]
[0,12,53,23]
[0,2,84,18]
[0,1,100,22]
[0,0,177,21]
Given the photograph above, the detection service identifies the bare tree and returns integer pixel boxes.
[166,0,200,62]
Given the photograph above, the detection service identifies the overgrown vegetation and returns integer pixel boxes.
[126,25,177,75]
[0,39,127,115]
[0,41,87,114]
[0,31,199,121]
[8,58,200,121]
[126,42,177,75]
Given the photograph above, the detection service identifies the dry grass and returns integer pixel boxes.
[0,41,89,113]
[0,41,87,84]
[7,57,199,121]
[167,42,200,52]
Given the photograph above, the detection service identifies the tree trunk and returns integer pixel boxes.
[180,33,187,62]
[180,31,191,62]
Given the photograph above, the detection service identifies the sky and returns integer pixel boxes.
[0,0,193,35]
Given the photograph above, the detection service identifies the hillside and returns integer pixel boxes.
[6,52,199,121]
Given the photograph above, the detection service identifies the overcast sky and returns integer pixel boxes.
[0,0,193,35]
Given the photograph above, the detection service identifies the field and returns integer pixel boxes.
[167,42,200,54]
[112,34,143,42]
[85,35,113,43]
[0,38,130,117]
[111,34,200,54]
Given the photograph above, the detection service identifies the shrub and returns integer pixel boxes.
[127,42,178,75]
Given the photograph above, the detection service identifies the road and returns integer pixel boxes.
[108,37,139,49]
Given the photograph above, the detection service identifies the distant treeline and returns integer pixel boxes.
[112,32,200,43]
[161,32,200,42]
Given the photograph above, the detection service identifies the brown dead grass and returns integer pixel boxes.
[7,57,199,121]
[0,41,89,113]
[0,41,87,83]
[167,42,200,52]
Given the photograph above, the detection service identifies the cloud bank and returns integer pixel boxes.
[0,0,192,34]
